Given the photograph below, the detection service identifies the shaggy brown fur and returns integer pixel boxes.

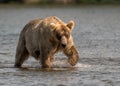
[15,16,79,68]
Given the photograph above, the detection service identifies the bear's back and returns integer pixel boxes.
[24,16,65,31]
[43,16,65,25]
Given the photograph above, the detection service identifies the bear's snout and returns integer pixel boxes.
[61,43,66,48]
[61,36,67,48]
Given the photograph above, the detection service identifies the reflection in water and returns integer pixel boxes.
[14,61,80,86]
[19,66,77,72]
[17,60,79,71]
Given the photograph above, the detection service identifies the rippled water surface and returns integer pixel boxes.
[0,5,120,86]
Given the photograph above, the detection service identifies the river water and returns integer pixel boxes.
[0,5,120,86]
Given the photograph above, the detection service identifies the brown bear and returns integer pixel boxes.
[15,16,79,68]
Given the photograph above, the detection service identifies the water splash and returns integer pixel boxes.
[75,63,92,68]
[52,60,91,68]
[52,61,72,68]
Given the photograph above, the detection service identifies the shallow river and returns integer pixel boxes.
[0,5,120,86]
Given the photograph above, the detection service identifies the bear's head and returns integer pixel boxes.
[50,21,74,49]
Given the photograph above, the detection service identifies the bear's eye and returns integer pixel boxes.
[56,34,61,40]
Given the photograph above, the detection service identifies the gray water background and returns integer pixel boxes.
[0,5,120,86]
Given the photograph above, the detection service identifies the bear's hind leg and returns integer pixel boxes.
[64,45,79,66]
[15,40,29,68]
[15,47,29,68]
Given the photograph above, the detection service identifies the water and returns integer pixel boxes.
[0,5,120,86]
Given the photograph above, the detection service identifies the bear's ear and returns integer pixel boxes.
[50,23,57,29]
[67,20,74,30]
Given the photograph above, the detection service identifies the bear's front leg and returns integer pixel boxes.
[64,45,79,66]
[41,58,51,68]
[40,51,52,68]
